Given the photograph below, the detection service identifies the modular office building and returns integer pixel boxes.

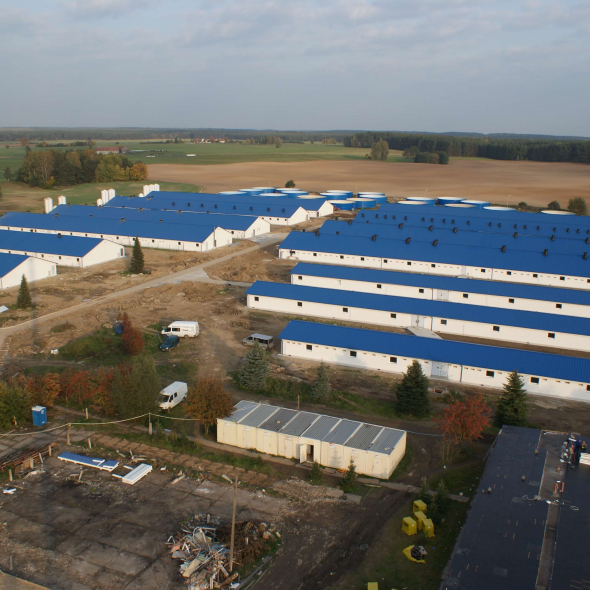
[0,253,56,289]
[246,281,590,352]
[290,263,590,318]
[278,232,590,290]
[217,401,406,478]
[279,321,590,402]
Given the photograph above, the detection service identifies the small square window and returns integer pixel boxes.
[254,296,259,301]
[480,269,486,273]
[313,253,317,257]
[556,303,562,309]
[441,319,447,325]
[306,344,312,350]
[418,288,424,293]
[297,302,302,307]
[376,284,382,289]
[360,257,365,261]
[390,357,397,363]
[509,298,515,304]
[530,377,539,384]
[533,273,538,278]
[407,261,412,266]
[384,259,388,263]
[350,351,357,357]
[342,307,348,312]
[340,255,344,259]
[507,271,512,276]
[298,276,302,280]
[390,313,397,319]
[587,385,590,391]
[486,370,495,377]
[463,293,468,299]
[548,333,555,339]
[431,264,436,268]
[560,276,565,281]
[493,326,500,332]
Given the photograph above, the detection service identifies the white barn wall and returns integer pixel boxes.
[280,247,590,290]
[217,419,238,447]
[0,258,57,289]
[247,294,590,352]
[280,338,590,402]
[255,429,279,455]
[292,274,590,318]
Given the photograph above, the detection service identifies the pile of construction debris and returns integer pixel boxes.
[168,514,279,589]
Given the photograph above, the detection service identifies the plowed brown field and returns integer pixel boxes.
[149,158,590,208]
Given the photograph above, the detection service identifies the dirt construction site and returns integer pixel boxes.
[3,202,590,589]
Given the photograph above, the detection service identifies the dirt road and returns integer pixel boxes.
[148,159,590,208]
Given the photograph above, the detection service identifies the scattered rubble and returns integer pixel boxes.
[273,478,344,502]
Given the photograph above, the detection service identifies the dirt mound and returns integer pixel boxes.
[273,478,343,502]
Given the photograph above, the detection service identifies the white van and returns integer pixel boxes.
[161,321,199,338]
[159,381,188,410]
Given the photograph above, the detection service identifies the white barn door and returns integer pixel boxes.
[432,362,450,378]
[411,315,425,328]
[436,290,449,301]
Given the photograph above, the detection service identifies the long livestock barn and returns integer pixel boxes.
[0,212,232,252]
[321,219,587,256]
[246,281,590,352]
[356,206,590,238]
[290,263,590,317]
[50,204,271,240]
[279,321,590,401]
[106,195,310,225]
[217,400,406,478]
[141,190,334,218]
[0,253,56,288]
[278,232,590,289]
[0,230,124,267]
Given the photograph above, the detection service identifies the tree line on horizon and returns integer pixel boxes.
[344,131,590,164]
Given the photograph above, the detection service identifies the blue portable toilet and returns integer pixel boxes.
[32,406,47,427]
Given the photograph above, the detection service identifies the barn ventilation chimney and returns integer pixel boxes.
[398,223,404,229]
[372,235,377,241]
[551,235,555,241]
[405,237,411,244]
[584,252,588,260]
[543,249,548,256]
[432,239,438,246]
[453,227,458,233]
[501,245,506,252]
[513,232,518,238]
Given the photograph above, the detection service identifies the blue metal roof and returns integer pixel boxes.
[279,232,590,278]
[0,212,217,244]
[143,191,329,212]
[247,281,590,335]
[53,204,261,232]
[320,220,586,255]
[354,209,590,238]
[279,320,590,382]
[108,195,307,217]
[0,228,104,257]
[0,253,36,276]
[290,263,590,306]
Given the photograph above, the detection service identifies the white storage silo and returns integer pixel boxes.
[101,189,108,202]
[44,197,54,214]
[58,195,67,206]
[541,210,575,215]
[407,196,436,205]
[484,206,516,211]
[461,200,490,209]
[97,199,103,206]
[108,188,115,200]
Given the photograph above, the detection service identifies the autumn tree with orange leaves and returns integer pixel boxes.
[435,393,491,445]
[186,378,233,435]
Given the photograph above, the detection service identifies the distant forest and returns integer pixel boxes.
[1,127,589,164]
[344,132,590,164]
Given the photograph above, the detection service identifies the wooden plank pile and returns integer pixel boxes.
[0,441,56,473]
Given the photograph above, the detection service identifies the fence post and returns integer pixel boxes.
[67,424,71,446]
[148,413,152,436]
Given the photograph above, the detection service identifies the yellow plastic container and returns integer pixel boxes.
[402,516,417,536]
[413,500,427,515]
[414,511,427,530]
[367,584,379,590]
[423,518,435,538]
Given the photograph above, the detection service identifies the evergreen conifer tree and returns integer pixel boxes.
[16,275,32,309]
[309,363,331,403]
[129,236,144,274]
[111,353,160,418]
[340,458,357,493]
[495,370,529,427]
[239,341,269,391]
[308,461,324,485]
[395,360,430,417]
[417,476,432,507]
[430,481,450,524]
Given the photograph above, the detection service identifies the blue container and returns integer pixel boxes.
[328,200,354,211]
[32,406,47,427]
[326,190,353,198]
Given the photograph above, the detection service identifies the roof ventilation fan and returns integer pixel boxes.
[348,220,352,225]
[315,230,320,237]
[586,237,589,244]
[428,225,433,231]
[543,249,548,256]
[432,239,438,246]
[398,223,404,229]
[372,235,377,241]
[421,217,425,222]
[550,235,555,241]
[453,227,458,233]
[405,237,411,244]
[513,232,518,238]
[584,252,588,260]
[501,245,506,252]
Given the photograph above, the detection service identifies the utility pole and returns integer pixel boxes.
[223,474,239,572]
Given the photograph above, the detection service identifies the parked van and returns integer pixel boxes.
[242,334,274,349]
[161,321,199,338]
[159,381,188,410]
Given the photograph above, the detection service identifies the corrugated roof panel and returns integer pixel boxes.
[290,263,590,306]
[0,229,103,257]
[300,415,340,441]
[279,320,590,383]
[322,419,361,445]
[238,404,278,427]
[279,412,320,436]
[54,204,260,231]
[228,401,259,423]
[0,253,33,276]
[344,424,383,450]
[370,428,406,455]
[279,232,590,278]
[247,281,590,336]
[0,212,217,243]
[258,408,298,432]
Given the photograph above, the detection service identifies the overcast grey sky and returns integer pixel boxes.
[1,0,589,135]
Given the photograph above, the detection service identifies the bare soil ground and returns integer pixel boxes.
[149,159,590,209]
